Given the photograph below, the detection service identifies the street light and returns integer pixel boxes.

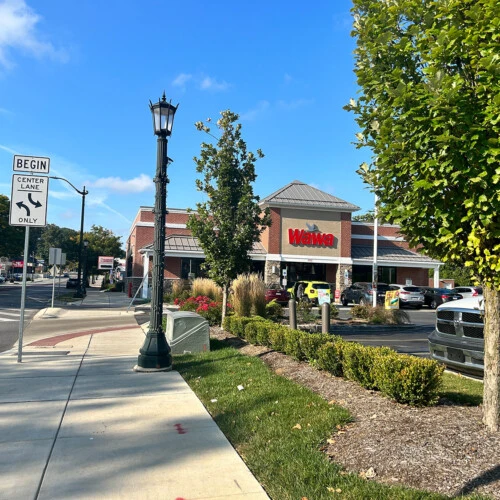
[135,92,178,372]
[50,176,88,298]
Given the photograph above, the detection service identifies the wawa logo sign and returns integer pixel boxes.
[288,223,335,247]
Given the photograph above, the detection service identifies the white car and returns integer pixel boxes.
[389,284,425,309]
[450,286,483,299]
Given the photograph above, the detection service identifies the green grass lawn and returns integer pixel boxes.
[175,339,465,500]
[440,372,483,406]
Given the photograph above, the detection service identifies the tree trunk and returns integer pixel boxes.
[483,285,500,432]
[221,284,228,328]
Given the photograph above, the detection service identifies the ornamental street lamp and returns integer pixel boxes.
[50,176,88,298]
[83,239,89,292]
[135,92,178,372]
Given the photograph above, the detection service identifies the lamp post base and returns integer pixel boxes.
[134,330,172,371]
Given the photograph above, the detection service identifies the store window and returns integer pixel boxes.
[282,262,326,285]
[352,265,396,284]
[181,258,206,280]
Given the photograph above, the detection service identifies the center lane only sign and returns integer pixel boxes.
[9,174,49,226]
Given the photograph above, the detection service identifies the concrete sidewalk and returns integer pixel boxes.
[0,297,269,499]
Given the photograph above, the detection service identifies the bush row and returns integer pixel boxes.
[222,315,444,407]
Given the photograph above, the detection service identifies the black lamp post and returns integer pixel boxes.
[83,240,89,291]
[50,176,88,298]
[135,92,178,372]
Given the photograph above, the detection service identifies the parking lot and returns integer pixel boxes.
[332,305,436,358]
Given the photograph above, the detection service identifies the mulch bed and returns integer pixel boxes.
[210,327,500,499]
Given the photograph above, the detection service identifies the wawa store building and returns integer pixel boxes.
[125,181,442,299]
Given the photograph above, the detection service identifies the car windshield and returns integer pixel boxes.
[376,284,391,291]
[267,284,281,290]
[313,284,330,289]
[403,286,421,292]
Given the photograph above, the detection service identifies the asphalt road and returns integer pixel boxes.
[0,279,69,353]
[334,305,436,357]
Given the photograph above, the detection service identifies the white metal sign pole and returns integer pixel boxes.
[17,226,30,363]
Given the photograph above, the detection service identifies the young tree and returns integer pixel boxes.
[346,0,500,430]
[187,110,271,324]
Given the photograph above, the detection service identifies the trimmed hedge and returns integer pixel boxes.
[224,315,444,407]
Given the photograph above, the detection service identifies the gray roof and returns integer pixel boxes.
[260,180,360,212]
[141,234,267,256]
[351,245,441,264]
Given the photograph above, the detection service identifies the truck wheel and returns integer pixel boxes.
[359,297,366,306]
[341,295,348,306]
[430,300,437,309]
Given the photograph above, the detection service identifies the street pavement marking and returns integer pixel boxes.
[0,311,20,317]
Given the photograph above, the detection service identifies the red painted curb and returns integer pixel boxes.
[28,325,141,347]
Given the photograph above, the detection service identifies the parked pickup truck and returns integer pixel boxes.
[428,296,484,377]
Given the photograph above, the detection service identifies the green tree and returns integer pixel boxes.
[84,224,125,272]
[347,0,500,430]
[37,224,79,267]
[352,210,377,223]
[187,110,271,324]
[0,195,24,258]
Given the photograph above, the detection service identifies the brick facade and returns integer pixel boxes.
[125,188,439,289]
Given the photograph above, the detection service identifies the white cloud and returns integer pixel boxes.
[277,99,314,111]
[0,107,12,114]
[240,100,270,121]
[200,76,230,92]
[172,72,192,89]
[0,143,18,154]
[90,174,153,193]
[0,0,67,69]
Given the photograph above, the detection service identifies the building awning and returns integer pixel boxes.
[351,245,442,268]
[140,234,267,259]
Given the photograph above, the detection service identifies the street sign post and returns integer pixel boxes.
[9,174,49,227]
[10,154,50,363]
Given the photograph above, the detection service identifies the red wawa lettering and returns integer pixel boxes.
[288,229,334,247]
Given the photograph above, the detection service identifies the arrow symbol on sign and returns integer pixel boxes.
[28,193,42,208]
[16,201,30,216]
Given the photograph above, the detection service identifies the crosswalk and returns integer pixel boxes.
[0,309,20,322]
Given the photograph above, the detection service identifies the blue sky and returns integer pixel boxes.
[0,0,374,246]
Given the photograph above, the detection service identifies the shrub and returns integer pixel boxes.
[351,304,371,319]
[249,274,267,317]
[329,304,339,319]
[244,321,260,344]
[231,275,252,317]
[299,333,332,362]
[317,341,345,377]
[256,322,271,346]
[222,315,234,333]
[265,300,283,322]
[373,353,445,406]
[268,324,288,352]
[284,329,306,360]
[351,305,411,325]
[172,280,186,299]
[175,295,230,326]
[342,343,394,390]
[297,300,317,324]
[191,278,222,301]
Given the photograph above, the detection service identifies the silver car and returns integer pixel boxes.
[389,284,425,309]
[450,286,483,299]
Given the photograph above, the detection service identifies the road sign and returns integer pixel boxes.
[13,155,50,173]
[98,256,115,270]
[9,174,49,226]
